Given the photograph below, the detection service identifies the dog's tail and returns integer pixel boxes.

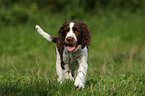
[35,25,57,43]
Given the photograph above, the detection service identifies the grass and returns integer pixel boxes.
[0,12,145,95]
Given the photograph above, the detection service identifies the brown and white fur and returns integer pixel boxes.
[35,21,91,89]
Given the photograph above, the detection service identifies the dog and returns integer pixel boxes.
[35,21,91,89]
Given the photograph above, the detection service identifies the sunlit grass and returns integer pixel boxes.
[0,12,145,95]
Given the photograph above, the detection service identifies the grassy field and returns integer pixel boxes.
[0,12,145,95]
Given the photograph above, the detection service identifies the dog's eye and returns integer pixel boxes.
[66,29,69,32]
[66,28,70,32]
[74,30,80,36]
[73,27,79,33]
[73,28,77,31]
[74,30,78,33]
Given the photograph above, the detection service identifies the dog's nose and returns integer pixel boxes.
[66,37,74,43]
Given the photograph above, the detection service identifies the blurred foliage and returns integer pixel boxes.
[0,0,145,26]
[1,0,144,11]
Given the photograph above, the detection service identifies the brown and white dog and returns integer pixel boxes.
[36,21,91,89]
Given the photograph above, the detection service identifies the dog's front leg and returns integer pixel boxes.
[56,48,64,84]
[74,48,88,89]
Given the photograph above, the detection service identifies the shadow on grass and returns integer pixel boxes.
[86,78,98,87]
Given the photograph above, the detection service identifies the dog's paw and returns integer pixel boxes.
[74,80,84,89]
[57,77,64,84]
[74,85,81,90]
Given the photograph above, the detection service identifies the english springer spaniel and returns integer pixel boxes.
[35,21,91,89]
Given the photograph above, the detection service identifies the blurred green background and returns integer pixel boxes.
[0,0,145,26]
[0,0,145,95]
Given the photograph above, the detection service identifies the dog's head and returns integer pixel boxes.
[58,21,91,52]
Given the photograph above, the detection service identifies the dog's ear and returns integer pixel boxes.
[58,26,65,42]
[80,23,91,49]
[58,22,70,42]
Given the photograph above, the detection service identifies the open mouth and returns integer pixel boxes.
[66,44,78,52]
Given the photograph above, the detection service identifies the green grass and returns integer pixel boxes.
[0,12,145,95]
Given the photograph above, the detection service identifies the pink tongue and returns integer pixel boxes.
[67,46,75,51]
